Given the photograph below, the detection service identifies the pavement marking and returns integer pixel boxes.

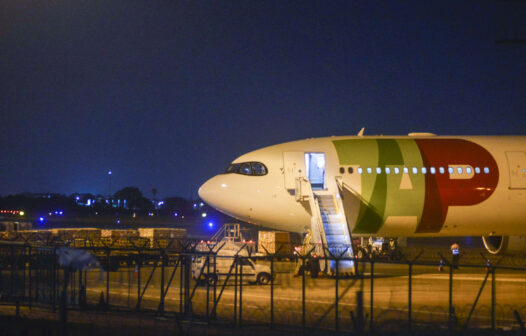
[409,274,526,283]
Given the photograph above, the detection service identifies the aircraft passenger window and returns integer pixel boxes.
[339,167,345,174]
[484,167,490,174]
[448,167,454,174]
[358,167,363,174]
[367,167,372,174]
[421,167,427,174]
[376,167,382,174]
[457,167,463,174]
[430,167,436,174]
[394,167,400,174]
[348,167,354,174]
[403,167,409,174]
[251,163,267,175]
[385,167,391,174]
[239,163,252,175]
[466,167,472,174]
[439,167,445,174]
[475,167,481,174]
[412,167,418,174]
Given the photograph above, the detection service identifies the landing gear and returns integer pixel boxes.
[354,237,402,261]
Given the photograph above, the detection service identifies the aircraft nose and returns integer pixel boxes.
[198,176,224,208]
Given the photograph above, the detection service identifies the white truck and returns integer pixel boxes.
[192,242,271,285]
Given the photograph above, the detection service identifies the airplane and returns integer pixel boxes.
[198,132,526,257]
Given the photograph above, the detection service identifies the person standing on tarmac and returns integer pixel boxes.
[451,242,460,269]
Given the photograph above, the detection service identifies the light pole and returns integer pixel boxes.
[108,170,112,197]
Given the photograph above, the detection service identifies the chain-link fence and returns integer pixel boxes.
[1,240,525,335]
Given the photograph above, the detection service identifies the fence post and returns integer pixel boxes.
[233,256,238,326]
[335,258,339,331]
[239,256,243,327]
[370,260,374,331]
[302,257,306,330]
[408,262,412,333]
[491,266,496,331]
[28,246,32,308]
[137,256,141,310]
[159,253,165,316]
[206,254,210,320]
[448,263,454,333]
[270,255,274,329]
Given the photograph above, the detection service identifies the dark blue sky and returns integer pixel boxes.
[1,1,525,198]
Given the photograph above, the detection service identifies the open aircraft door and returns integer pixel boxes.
[506,151,526,189]
[283,152,306,190]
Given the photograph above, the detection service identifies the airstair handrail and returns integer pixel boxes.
[296,176,328,255]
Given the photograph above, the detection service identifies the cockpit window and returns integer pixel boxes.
[223,162,268,176]
[225,163,240,174]
[251,162,267,175]
[239,163,252,175]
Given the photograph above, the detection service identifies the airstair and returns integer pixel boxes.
[295,177,355,275]
[197,223,252,253]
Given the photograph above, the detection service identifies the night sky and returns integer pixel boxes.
[1,1,525,198]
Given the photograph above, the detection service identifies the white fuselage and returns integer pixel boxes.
[199,135,526,237]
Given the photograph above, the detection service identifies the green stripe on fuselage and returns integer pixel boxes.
[333,139,425,234]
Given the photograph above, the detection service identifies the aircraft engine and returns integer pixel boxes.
[482,236,526,255]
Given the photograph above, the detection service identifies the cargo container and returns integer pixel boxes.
[258,231,291,255]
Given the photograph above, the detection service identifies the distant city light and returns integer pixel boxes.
[59,211,63,215]
[158,201,164,206]
[199,202,204,207]
[39,217,44,222]
[173,212,178,217]
[19,211,24,216]
[75,196,80,201]
[117,220,121,224]
[201,213,207,218]
[208,222,214,228]
[108,171,112,175]
[87,199,92,206]
[193,203,197,209]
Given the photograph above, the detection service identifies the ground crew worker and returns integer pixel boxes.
[451,242,460,269]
